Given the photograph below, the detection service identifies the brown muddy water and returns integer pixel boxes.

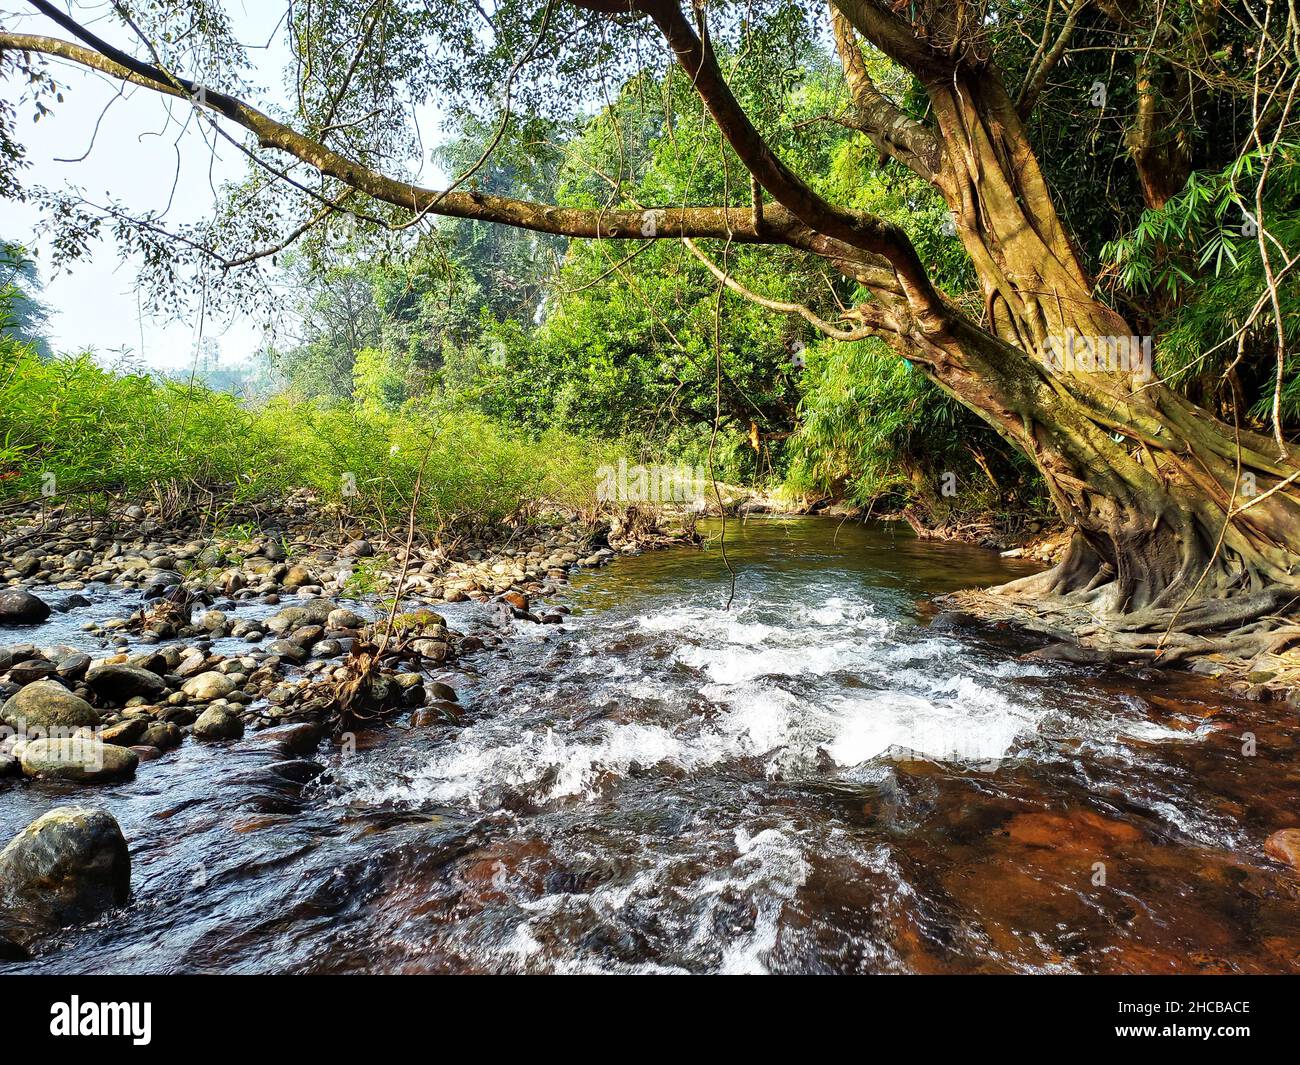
[2,516,1299,973]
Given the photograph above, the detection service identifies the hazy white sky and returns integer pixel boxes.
[1,2,444,369]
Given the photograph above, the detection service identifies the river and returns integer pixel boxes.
[3,516,1298,973]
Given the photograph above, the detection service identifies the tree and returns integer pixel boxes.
[1,240,52,359]
[2,0,1299,659]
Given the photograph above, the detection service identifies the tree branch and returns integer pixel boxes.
[830,0,960,78]
[829,6,941,180]
[0,29,820,248]
[1017,0,1091,118]
[682,237,875,342]
[626,0,942,315]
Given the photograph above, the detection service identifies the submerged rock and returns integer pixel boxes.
[0,589,51,626]
[1264,829,1300,872]
[1020,642,1113,664]
[239,721,324,758]
[929,610,978,632]
[0,806,130,955]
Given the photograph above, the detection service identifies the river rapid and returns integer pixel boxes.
[3,516,1299,974]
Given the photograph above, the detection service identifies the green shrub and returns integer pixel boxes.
[0,322,622,538]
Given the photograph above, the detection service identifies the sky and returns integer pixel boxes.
[0,1,442,370]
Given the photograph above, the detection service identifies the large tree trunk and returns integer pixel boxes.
[876,66,1300,652]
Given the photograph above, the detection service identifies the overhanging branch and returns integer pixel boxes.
[829,7,941,181]
[0,29,815,248]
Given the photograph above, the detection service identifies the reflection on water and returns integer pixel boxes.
[3,517,1299,973]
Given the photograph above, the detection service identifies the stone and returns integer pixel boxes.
[289,624,324,648]
[54,652,91,681]
[0,806,129,953]
[501,590,529,611]
[267,640,308,664]
[1002,809,1143,853]
[295,598,338,624]
[239,721,324,758]
[282,564,314,589]
[181,671,237,701]
[426,681,458,703]
[99,718,148,747]
[1,680,100,731]
[266,606,308,634]
[1264,829,1300,872]
[8,657,56,685]
[20,737,138,784]
[191,705,245,741]
[1020,642,1112,664]
[327,607,366,630]
[0,589,51,625]
[175,653,210,679]
[85,662,167,703]
[138,722,181,751]
[11,552,40,578]
[929,610,978,632]
[410,639,448,662]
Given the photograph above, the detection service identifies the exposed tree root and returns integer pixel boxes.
[940,544,1300,692]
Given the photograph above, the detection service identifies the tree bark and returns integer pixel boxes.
[828,1,1300,638]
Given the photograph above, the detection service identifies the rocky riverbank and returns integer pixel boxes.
[0,490,697,955]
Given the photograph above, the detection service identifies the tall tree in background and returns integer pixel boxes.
[0,240,52,358]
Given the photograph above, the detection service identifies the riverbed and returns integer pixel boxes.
[3,516,1298,973]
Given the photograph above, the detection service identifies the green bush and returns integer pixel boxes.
[0,317,623,538]
[0,341,283,505]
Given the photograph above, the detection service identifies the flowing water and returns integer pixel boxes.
[3,517,1300,974]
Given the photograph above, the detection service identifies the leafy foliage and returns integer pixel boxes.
[1103,142,1300,419]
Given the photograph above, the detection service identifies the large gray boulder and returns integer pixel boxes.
[0,806,130,956]
[20,737,138,784]
[0,680,100,731]
[0,589,51,626]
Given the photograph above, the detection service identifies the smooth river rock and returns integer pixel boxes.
[191,705,245,741]
[181,671,237,701]
[84,662,167,703]
[0,589,51,626]
[0,680,101,731]
[20,737,139,784]
[0,806,130,956]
